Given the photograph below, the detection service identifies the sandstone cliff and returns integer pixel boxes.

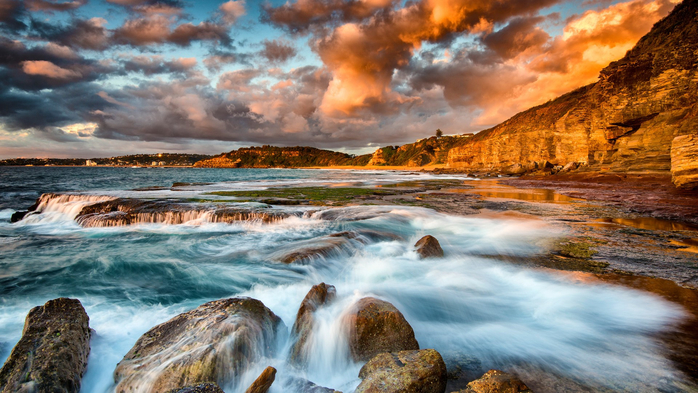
[367,135,473,166]
[446,0,698,187]
[194,146,370,168]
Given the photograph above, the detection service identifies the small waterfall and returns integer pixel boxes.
[76,206,292,228]
[15,193,294,228]
[18,193,117,224]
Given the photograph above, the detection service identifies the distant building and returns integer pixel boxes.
[85,160,97,166]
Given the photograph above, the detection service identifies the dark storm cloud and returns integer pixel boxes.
[259,39,297,63]
[0,77,110,132]
[31,17,110,50]
[0,0,28,34]
[481,16,550,59]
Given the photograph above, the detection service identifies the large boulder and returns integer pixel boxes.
[114,297,285,392]
[414,236,444,259]
[245,366,276,393]
[289,283,337,365]
[457,370,533,393]
[167,383,226,393]
[355,349,447,393]
[0,298,91,393]
[671,134,698,189]
[344,297,419,362]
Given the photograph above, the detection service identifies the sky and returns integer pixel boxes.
[0,0,681,158]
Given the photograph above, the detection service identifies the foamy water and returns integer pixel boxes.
[0,168,691,392]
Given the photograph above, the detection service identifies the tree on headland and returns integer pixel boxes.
[435,129,443,138]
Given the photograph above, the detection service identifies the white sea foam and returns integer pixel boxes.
[0,202,690,392]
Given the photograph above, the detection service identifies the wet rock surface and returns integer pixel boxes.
[345,297,419,362]
[167,383,226,393]
[77,198,289,227]
[0,298,91,393]
[414,235,444,258]
[114,297,285,392]
[457,369,533,393]
[245,366,276,393]
[290,283,337,365]
[355,349,448,393]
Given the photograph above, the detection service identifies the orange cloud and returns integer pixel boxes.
[21,60,81,79]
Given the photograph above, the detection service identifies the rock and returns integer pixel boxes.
[457,369,533,393]
[414,235,444,258]
[560,162,579,173]
[671,134,698,189]
[355,349,448,393]
[285,377,343,393]
[167,383,226,393]
[245,366,276,393]
[344,297,419,362]
[10,210,28,223]
[289,283,337,365]
[0,298,91,393]
[77,198,289,227]
[276,235,354,264]
[114,297,285,392]
[446,0,698,175]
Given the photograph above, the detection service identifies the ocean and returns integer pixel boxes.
[0,167,690,392]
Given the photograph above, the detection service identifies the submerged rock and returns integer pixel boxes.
[276,235,354,264]
[114,297,285,392]
[355,349,448,393]
[0,298,91,393]
[289,283,337,366]
[245,366,276,393]
[284,377,343,393]
[167,383,225,393]
[457,370,533,393]
[414,235,444,258]
[344,297,419,362]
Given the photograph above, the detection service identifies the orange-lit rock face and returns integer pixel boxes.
[672,135,698,189]
[447,0,698,175]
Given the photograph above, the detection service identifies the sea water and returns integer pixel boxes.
[0,167,690,392]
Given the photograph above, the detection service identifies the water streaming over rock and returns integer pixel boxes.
[0,168,693,393]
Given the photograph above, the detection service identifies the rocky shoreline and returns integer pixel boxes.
[5,175,698,392]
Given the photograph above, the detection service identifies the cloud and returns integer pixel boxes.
[21,60,82,79]
[262,0,561,117]
[261,0,397,34]
[220,0,246,24]
[0,0,28,34]
[25,0,88,12]
[32,17,110,50]
[112,15,231,47]
[260,39,297,63]
[120,55,197,75]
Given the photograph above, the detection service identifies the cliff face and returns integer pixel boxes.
[368,135,473,166]
[447,0,698,185]
[194,146,370,168]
